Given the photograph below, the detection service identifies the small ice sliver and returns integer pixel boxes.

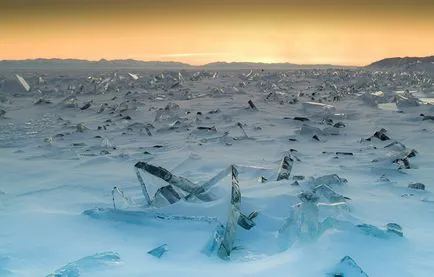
[147,244,169,258]
[15,74,31,92]
[46,251,121,277]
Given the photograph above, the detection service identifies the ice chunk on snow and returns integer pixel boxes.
[15,74,30,92]
[46,251,121,277]
[147,244,168,258]
[330,256,369,277]
[419,98,434,105]
[356,223,403,239]
[378,103,399,112]
[302,101,336,115]
[310,174,348,187]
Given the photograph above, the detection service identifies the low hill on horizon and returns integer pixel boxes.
[367,56,434,72]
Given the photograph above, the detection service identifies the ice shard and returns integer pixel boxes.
[135,162,196,193]
[46,251,121,277]
[356,223,403,239]
[134,166,151,205]
[296,192,320,242]
[313,184,348,203]
[369,128,390,141]
[203,224,225,256]
[311,174,347,187]
[153,185,182,205]
[111,186,149,210]
[330,256,369,277]
[134,162,214,202]
[302,101,336,116]
[218,165,241,260]
[276,154,294,181]
[185,166,231,201]
[293,116,310,122]
[386,223,403,237]
[178,72,185,82]
[408,182,425,190]
[15,74,30,92]
[80,102,91,110]
[147,244,168,258]
[393,157,411,169]
[237,210,257,230]
[144,126,152,136]
[236,122,249,138]
[128,73,139,80]
[248,99,258,110]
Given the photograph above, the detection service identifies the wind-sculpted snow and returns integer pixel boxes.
[0,68,433,276]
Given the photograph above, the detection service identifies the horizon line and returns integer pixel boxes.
[0,55,433,68]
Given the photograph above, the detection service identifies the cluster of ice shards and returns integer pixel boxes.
[364,128,419,170]
[154,102,181,122]
[360,90,422,111]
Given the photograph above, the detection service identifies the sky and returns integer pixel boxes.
[1,0,433,66]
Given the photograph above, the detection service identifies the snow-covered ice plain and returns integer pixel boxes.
[1,66,434,276]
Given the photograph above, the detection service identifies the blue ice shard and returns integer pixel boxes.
[218,165,241,260]
[147,244,168,258]
[329,256,369,277]
[46,251,121,277]
[357,223,403,239]
[203,224,225,256]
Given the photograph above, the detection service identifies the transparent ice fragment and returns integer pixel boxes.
[46,251,121,277]
[329,256,369,277]
[218,165,241,260]
[147,244,168,258]
[203,224,225,256]
[295,199,320,242]
[15,74,30,92]
[357,223,403,239]
[313,184,347,203]
[311,174,348,187]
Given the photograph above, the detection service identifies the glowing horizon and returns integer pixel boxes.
[1,0,433,66]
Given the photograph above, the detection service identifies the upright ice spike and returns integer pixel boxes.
[134,166,151,205]
[277,154,294,181]
[218,165,241,260]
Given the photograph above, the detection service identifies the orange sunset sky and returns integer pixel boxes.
[1,0,433,66]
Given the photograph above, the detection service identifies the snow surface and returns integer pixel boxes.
[0,68,433,276]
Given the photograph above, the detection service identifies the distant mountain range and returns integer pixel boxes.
[0,59,194,70]
[0,56,433,71]
[0,58,349,70]
[367,56,434,72]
